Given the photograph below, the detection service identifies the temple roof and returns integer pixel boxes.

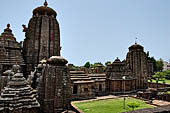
[8,72,27,87]
[33,0,57,17]
[47,56,68,66]
[0,67,40,110]
[0,24,25,66]
[113,57,121,63]
[0,24,16,41]
[129,43,144,50]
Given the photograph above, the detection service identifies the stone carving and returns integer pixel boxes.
[37,56,71,113]
[23,1,61,75]
[0,65,40,113]
[106,43,150,94]
[0,24,25,76]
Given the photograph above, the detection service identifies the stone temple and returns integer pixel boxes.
[0,0,155,113]
[106,43,149,94]
[23,0,61,75]
[0,24,25,76]
[0,65,40,113]
[0,1,73,113]
[0,24,25,92]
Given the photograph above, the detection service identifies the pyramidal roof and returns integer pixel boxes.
[0,67,40,111]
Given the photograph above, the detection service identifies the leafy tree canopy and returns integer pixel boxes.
[147,51,164,72]
[156,58,164,72]
[105,61,111,66]
[152,70,170,80]
[84,62,90,68]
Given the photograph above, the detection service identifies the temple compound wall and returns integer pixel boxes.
[123,105,170,113]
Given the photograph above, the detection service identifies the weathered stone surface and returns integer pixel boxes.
[37,56,71,113]
[0,65,40,113]
[23,1,61,75]
[70,71,95,100]
[47,56,68,66]
[0,24,25,76]
[126,43,148,90]
[106,43,150,94]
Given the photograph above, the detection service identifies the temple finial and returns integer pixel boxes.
[135,37,138,44]
[44,0,48,7]
[7,24,10,29]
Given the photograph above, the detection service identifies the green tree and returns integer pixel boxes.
[163,70,170,79]
[153,72,166,81]
[84,62,90,68]
[146,51,157,72]
[127,102,140,111]
[156,58,164,72]
[105,61,111,66]
[147,52,164,72]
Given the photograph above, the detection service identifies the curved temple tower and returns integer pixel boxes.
[126,43,148,90]
[23,0,61,75]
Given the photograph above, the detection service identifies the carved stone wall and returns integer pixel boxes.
[126,43,148,90]
[38,56,71,113]
[0,24,25,76]
[106,43,149,94]
[23,3,60,75]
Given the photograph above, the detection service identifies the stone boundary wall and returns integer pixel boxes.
[71,104,82,113]
[148,82,170,89]
[122,105,170,113]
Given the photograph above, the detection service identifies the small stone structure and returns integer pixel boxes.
[106,58,136,94]
[70,71,95,100]
[70,70,107,100]
[137,88,170,102]
[37,56,72,113]
[0,65,40,113]
[88,73,106,96]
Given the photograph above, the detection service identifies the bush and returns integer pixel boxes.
[127,102,140,111]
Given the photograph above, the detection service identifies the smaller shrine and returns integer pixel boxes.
[106,57,136,94]
[0,65,40,113]
[0,24,25,75]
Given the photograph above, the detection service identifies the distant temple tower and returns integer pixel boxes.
[106,43,149,94]
[23,0,61,75]
[0,24,25,75]
[126,43,148,89]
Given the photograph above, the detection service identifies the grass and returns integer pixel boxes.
[73,97,154,113]
[148,79,170,84]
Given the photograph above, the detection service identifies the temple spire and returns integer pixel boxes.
[44,0,48,7]
[135,37,138,44]
[7,24,10,29]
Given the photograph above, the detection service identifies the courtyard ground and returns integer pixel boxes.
[72,96,154,113]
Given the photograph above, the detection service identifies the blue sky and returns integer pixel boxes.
[0,0,170,65]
